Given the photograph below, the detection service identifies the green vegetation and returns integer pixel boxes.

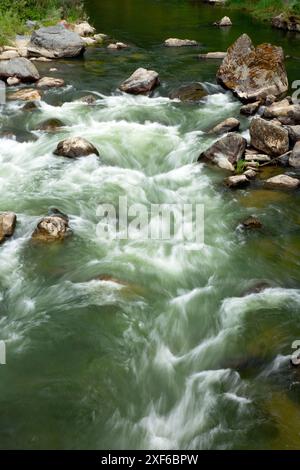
[227,0,300,21]
[0,0,85,45]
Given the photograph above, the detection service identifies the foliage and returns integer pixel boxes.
[227,0,300,20]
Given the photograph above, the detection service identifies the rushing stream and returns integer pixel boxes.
[1,0,300,449]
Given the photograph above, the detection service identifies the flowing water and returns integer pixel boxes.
[1,0,300,450]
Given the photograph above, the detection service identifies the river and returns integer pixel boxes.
[0,0,300,449]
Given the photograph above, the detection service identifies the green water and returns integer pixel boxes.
[0,0,300,450]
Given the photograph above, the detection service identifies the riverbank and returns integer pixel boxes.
[227,0,300,22]
[0,0,85,45]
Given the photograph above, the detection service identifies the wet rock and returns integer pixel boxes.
[30,57,52,62]
[250,117,289,156]
[22,101,39,111]
[119,67,159,95]
[32,215,71,242]
[0,57,40,82]
[81,37,96,46]
[36,77,65,88]
[35,118,64,132]
[107,42,129,50]
[169,83,207,102]
[240,101,261,116]
[7,76,21,86]
[243,169,257,179]
[9,88,41,101]
[75,94,97,104]
[265,174,300,190]
[225,174,250,188]
[48,207,69,223]
[272,14,300,32]
[242,216,262,229]
[217,34,288,102]
[199,133,247,171]
[93,33,108,43]
[289,142,300,168]
[54,137,99,158]
[28,25,85,59]
[243,281,271,295]
[264,94,277,106]
[286,125,300,144]
[208,117,240,135]
[73,21,96,37]
[198,52,227,60]
[214,16,232,27]
[245,150,271,163]
[164,38,198,47]
[0,212,17,244]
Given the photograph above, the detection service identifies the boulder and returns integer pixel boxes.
[249,117,289,156]
[289,142,300,168]
[54,137,99,158]
[208,117,240,135]
[198,52,227,60]
[94,33,108,43]
[36,77,65,88]
[286,125,300,144]
[28,25,85,59]
[73,21,96,37]
[199,133,247,171]
[265,174,299,189]
[119,67,159,95]
[0,57,39,82]
[214,16,232,27]
[263,100,300,125]
[164,38,198,47]
[217,34,288,102]
[225,174,250,188]
[272,14,300,32]
[169,83,207,102]
[7,77,21,86]
[0,50,20,60]
[243,169,257,179]
[107,42,129,50]
[242,216,262,229]
[240,101,261,116]
[32,215,71,242]
[0,212,17,244]
[9,88,41,101]
[75,94,97,104]
[81,37,96,46]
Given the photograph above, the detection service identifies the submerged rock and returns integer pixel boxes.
[75,94,97,104]
[9,88,41,101]
[0,57,40,82]
[107,42,129,50]
[199,133,247,171]
[0,212,17,244]
[36,77,65,88]
[225,174,250,188]
[169,83,207,102]
[54,137,99,158]
[28,25,85,59]
[217,34,288,102]
[289,142,300,168]
[119,67,159,95]
[208,117,240,135]
[164,38,198,47]
[32,215,71,242]
[198,52,227,60]
[35,118,65,132]
[214,16,232,27]
[265,174,300,190]
[249,117,289,156]
[242,216,262,229]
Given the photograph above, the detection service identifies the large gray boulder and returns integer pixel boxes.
[28,25,85,59]
[0,57,39,82]
[217,34,288,102]
[249,117,289,156]
[198,133,247,171]
[265,174,300,190]
[54,137,99,158]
